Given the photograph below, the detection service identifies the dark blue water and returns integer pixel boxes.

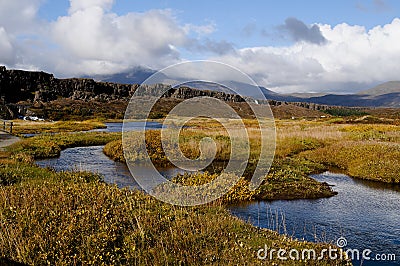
[90,121,164,133]
[36,121,179,187]
[24,121,164,137]
[36,146,138,188]
[228,172,400,265]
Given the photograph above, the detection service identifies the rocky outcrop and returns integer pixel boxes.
[0,66,361,119]
[0,66,54,103]
[268,100,346,111]
[0,66,247,104]
[167,87,246,102]
[0,66,139,103]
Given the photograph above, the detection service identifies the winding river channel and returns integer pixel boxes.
[36,123,400,265]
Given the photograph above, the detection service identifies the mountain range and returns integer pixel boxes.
[92,68,400,108]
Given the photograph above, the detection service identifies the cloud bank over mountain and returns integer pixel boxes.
[1,0,400,94]
[216,18,400,93]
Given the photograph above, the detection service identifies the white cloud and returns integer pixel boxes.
[0,0,194,76]
[68,0,114,14]
[50,3,189,75]
[0,27,15,64]
[214,18,400,93]
[0,0,43,33]
[0,0,228,76]
[184,22,216,35]
[0,0,46,67]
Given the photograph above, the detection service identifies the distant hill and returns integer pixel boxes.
[85,68,400,107]
[182,80,305,102]
[88,66,165,85]
[296,82,400,107]
[287,92,329,98]
[302,93,400,107]
[357,81,400,96]
[182,80,277,99]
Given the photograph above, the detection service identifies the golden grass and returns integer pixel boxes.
[4,117,399,264]
[106,118,400,185]
[303,141,400,183]
[0,161,348,265]
[12,120,106,135]
[276,121,400,183]
[276,120,346,141]
[9,132,120,159]
[103,123,336,201]
[4,113,399,264]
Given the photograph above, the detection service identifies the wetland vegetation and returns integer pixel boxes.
[0,120,349,265]
[2,113,400,265]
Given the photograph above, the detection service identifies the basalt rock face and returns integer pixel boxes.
[0,66,246,104]
[0,66,54,103]
[268,100,340,111]
[0,66,140,103]
[167,87,246,102]
[54,79,138,102]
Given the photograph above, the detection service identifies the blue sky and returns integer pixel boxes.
[38,0,400,47]
[1,0,400,93]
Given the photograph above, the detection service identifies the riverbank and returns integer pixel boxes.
[11,120,107,136]
[8,131,120,160]
[276,120,400,184]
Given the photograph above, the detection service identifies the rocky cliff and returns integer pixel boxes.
[0,66,138,103]
[0,66,249,104]
[0,66,347,119]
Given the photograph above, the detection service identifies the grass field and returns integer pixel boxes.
[3,113,400,265]
[0,143,349,265]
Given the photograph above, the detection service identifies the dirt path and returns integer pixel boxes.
[0,131,20,150]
